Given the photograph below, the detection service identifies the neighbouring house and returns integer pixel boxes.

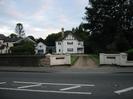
[56,28,84,54]
[35,42,46,55]
[15,37,36,44]
[0,34,20,54]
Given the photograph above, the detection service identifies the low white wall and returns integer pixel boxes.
[100,53,133,66]
[50,54,71,66]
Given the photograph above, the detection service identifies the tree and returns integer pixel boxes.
[28,36,36,41]
[83,0,133,53]
[15,23,25,38]
[44,33,61,46]
[9,33,18,38]
[11,40,35,55]
[72,23,91,53]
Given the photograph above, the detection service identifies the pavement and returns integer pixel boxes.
[0,65,133,73]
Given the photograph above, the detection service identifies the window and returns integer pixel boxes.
[38,50,44,54]
[58,42,61,45]
[67,48,73,52]
[67,42,73,45]
[78,42,82,46]
[77,48,83,51]
[6,43,8,47]
[59,49,61,52]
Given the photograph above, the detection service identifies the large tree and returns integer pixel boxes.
[83,0,133,53]
[44,33,62,46]
[15,23,25,38]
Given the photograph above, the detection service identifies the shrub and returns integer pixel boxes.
[126,49,133,60]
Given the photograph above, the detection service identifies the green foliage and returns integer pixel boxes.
[126,49,133,60]
[44,33,62,46]
[71,55,79,65]
[11,41,35,55]
[88,54,99,65]
[83,0,133,53]
[28,36,36,41]
[126,49,133,53]
[9,33,18,38]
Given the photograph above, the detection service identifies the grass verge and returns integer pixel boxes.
[88,54,99,65]
[71,55,79,65]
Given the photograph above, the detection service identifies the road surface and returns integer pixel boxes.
[0,71,133,99]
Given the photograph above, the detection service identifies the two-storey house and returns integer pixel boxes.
[56,28,84,54]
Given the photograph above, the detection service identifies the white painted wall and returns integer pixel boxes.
[0,40,14,54]
[56,34,84,54]
[100,53,133,66]
[56,41,63,54]
[35,42,46,54]
[49,54,71,65]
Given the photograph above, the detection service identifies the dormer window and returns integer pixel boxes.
[78,42,82,46]
[58,42,61,45]
[67,42,73,45]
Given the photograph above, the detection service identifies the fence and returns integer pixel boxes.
[100,53,133,66]
[0,55,44,66]
[49,54,71,66]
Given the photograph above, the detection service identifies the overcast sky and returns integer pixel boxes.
[0,0,88,39]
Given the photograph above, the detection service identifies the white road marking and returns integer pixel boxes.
[18,84,42,89]
[114,87,133,95]
[13,81,95,87]
[0,87,92,95]
[0,82,6,84]
[60,85,81,91]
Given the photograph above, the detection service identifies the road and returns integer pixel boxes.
[0,71,133,99]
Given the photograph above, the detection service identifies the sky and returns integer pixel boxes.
[0,0,88,39]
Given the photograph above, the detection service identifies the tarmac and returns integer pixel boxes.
[0,65,133,73]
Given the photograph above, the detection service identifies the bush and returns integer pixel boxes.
[126,49,133,60]
[11,41,35,55]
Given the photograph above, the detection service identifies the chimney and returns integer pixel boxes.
[61,28,64,38]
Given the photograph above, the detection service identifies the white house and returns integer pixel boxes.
[0,34,20,54]
[35,42,46,55]
[56,28,84,54]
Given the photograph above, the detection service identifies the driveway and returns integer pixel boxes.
[71,55,97,69]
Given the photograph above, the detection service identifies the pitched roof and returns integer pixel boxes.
[0,34,6,40]
[0,45,6,49]
[0,34,21,42]
[15,37,36,44]
[57,31,82,41]
[4,37,21,42]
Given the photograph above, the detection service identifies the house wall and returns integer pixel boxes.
[62,40,79,54]
[56,41,63,54]
[0,40,14,54]
[35,42,46,54]
[56,34,84,54]
[6,42,14,53]
[0,40,4,45]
